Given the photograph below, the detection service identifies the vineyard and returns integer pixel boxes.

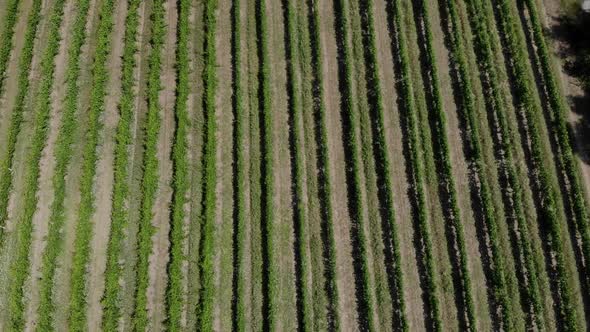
[0,0,589,329]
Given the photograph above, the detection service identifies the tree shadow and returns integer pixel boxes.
[546,8,590,164]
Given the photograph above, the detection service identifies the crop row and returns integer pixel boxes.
[304,0,341,328]
[67,0,116,329]
[0,0,19,93]
[0,0,42,245]
[282,0,313,329]
[443,0,545,328]
[252,0,279,329]
[132,0,166,328]
[522,0,590,285]
[165,0,190,329]
[101,0,141,329]
[491,0,579,328]
[6,0,66,329]
[230,0,249,329]
[196,0,218,329]
[390,2,484,329]
[294,2,333,328]
[37,0,92,329]
[331,0,379,328]
[419,1,513,329]
[355,0,410,328]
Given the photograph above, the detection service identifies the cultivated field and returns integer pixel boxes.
[0,0,589,330]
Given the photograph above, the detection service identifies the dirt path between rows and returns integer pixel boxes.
[237,0,253,328]
[318,0,358,329]
[183,0,205,328]
[212,0,234,329]
[267,0,298,329]
[178,1,201,328]
[146,0,176,328]
[84,0,127,329]
[24,0,76,329]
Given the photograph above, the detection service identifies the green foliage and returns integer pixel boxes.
[67,0,116,329]
[101,0,141,329]
[283,0,313,330]
[392,1,476,330]
[356,0,409,328]
[443,0,544,329]
[522,0,590,291]
[332,0,382,328]
[6,0,66,329]
[132,0,166,329]
[0,0,42,245]
[230,0,248,329]
[37,0,92,329]
[165,0,190,329]
[490,0,579,328]
[196,0,218,329]
[0,0,19,92]
[305,0,341,328]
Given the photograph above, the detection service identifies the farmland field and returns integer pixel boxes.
[0,0,589,330]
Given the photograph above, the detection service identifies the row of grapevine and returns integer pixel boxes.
[304,0,341,328]
[355,0,408,328]
[100,0,141,329]
[294,1,333,327]
[384,0,443,329]
[67,0,116,329]
[165,0,190,328]
[332,0,379,328]
[0,0,19,92]
[522,0,590,285]
[6,0,66,328]
[196,0,218,329]
[253,0,279,329]
[490,0,580,328]
[132,0,165,328]
[282,0,313,329]
[0,0,43,244]
[37,0,93,329]
[442,0,545,328]
[230,0,250,328]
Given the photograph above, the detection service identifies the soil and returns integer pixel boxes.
[146,0,176,328]
[267,0,298,329]
[23,0,76,329]
[85,0,127,329]
[212,0,235,329]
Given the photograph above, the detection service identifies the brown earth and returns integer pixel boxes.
[212,0,235,329]
[24,0,76,329]
[85,0,127,329]
[267,0,298,329]
[146,0,177,328]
